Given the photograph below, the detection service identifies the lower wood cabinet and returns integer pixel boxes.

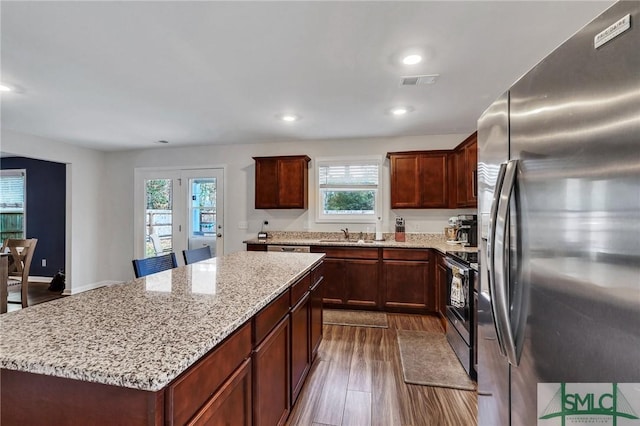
[309,271,324,361]
[382,249,434,313]
[188,358,252,426]
[290,293,311,404]
[166,322,252,425]
[312,247,379,309]
[253,315,291,426]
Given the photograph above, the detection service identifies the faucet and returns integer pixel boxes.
[341,228,349,240]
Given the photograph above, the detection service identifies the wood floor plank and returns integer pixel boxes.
[342,390,371,426]
[371,360,403,426]
[286,360,330,426]
[347,328,372,392]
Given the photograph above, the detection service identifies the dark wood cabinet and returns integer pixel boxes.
[290,293,310,405]
[453,132,477,208]
[435,251,449,330]
[387,132,477,209]
[252,315,290,426]
[382,249,433,313]
[309,268,324,361]
[388,151,449,209]
[188,358,252,426]
[311,247,380,309]
[254,155,310,209]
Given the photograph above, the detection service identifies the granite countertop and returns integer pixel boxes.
[244,231,478,256]
[0,251,324,391]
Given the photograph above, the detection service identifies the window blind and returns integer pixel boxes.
[318,163,379,187]
[0,171,25,209]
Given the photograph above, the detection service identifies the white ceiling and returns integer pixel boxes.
[1,1,613,152]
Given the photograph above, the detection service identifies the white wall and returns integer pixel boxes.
[1,129,107,293]
[104,133,474,282]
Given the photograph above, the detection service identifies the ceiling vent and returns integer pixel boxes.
[400,74,439,86]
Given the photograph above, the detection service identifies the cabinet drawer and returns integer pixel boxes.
[166,322,252,426]
[312,246,379,260]
[253,290,290,345]
[291,273,311,307]
[383,248,431,261]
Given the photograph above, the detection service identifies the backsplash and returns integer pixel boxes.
[264,231,447,243]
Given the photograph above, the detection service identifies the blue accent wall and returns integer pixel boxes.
[1,157,66,277]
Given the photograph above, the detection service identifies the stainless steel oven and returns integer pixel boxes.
[445,252,476,379]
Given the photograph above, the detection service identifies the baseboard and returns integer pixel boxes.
[29,276,53,283]
[62,280,123,296]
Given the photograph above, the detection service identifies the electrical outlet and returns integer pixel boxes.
[41,259,47,267]
[238,221,248,230]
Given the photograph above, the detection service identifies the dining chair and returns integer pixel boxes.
[132,252,178,278]
[2,238,38,308]
[183,246,213,265]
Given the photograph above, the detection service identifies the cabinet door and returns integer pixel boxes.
[252,315,290,426]
[436,259,448,317]
[278,158,307,208]
[310,278,324,361]
[290,294,310,405]
[466,138,478,206]
[420,153,449,208]
[188,359,252,426]
[322,258,344,306]
[255,158,279,209]
[344,259,380,308]
[389,154,421,208]
[455,149,467,207]
[383,260,430,312]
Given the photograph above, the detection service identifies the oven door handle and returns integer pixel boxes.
[493,159,519,366]
[444,259,470,273]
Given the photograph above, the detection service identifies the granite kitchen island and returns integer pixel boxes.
[0,251,325,425]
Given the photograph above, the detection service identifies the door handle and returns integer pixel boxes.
[487,163,507,356]
[494,159,519,366]
[217,233,222,238]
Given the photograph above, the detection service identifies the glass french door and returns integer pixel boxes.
[135,168,224,263]
[183,169,223,258]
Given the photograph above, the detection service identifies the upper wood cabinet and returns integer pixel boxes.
[254,155,310,209]
[387,132,477,209]
[453,132,477,208]
[387,151,449,209]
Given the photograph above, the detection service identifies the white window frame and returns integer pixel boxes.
[315,156,382,224]
[0,169,27,239]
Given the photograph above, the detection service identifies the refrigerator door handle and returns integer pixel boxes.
[494,159,519,366]
[487,162,508,356]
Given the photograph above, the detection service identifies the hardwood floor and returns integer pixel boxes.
[287,313,477,426]
[7,281,65,312]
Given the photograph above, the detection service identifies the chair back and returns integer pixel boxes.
[3,239,38,278]
[132,253,178,278]
[183,246,213,265]
[149,233,163,255]
[2,238,38,308]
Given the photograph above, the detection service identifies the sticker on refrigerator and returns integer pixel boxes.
[538,383,640,425]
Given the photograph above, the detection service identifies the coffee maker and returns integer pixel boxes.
[456,214,478,247]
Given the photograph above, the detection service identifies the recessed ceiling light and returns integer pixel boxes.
[278,113,300,122]
[0,84,13,92]
[156,140,169,144]
[402,54,422,65]
[390,107,413,116]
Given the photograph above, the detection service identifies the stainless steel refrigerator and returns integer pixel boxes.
[477,2,640,425]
